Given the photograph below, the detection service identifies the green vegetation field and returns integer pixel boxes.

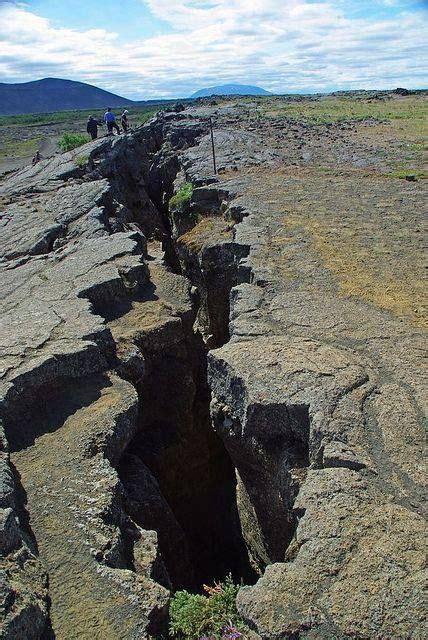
[260,93,425,124]
[255,93,427,178]
[0,136,44,159]
[0,104,164,128]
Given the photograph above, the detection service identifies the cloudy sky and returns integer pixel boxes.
[0,0,427,99]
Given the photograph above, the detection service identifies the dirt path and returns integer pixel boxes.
[0,135,60,176]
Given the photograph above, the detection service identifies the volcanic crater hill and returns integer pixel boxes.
[0,100,426,639]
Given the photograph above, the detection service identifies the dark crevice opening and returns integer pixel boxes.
[104,136,259,593]
[118,330,257,591]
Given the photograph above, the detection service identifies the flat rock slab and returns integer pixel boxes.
[10,373,169,639]
[0,231,147,421]
[0,179,110,260]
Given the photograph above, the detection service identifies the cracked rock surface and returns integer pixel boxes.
[181,102,426,638]
[0,115,203,638]
[0,99,426,639]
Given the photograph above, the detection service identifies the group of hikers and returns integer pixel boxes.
[86,107,130,140]
[31,107,129,166]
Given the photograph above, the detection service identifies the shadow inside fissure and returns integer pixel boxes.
[118,331,257,591]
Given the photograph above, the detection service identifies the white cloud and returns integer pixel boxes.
[0,0,427,98]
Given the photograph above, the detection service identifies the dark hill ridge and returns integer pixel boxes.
[190,83,271,98]
[0,78,133,115]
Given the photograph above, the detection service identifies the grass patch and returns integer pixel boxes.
[169,576,249,639]
[280,206,426,328]
[138,109,157,125]
[259,95,428,130]
[0,136,43,158]
[178,217,233,253]
[74,155,89,168]
[0,106,164,129]
[59,133,89,151]
[388,169,426,180]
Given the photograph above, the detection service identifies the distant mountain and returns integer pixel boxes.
[0,78,134,115]
[190,83,271,98]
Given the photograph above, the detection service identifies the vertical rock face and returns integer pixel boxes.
[111,260,251,590]
[1,423,49,640]
[1,101,426,639]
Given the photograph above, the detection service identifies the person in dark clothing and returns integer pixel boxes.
[32,150,41,165]
[86,115,103,140]
[104,107,120,135]
[121,110,129,133]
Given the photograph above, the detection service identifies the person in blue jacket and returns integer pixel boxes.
[104,107,120,135]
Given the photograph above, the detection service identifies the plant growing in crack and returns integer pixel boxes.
[74,155,89,168]
[169,182,196,220]
[169,575,250,640]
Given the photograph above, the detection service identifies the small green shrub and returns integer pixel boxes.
[169,182,193,218]
[388,169,426,180]
[59,133,89,152]
[170,591,208,638]
[169,576,248,639]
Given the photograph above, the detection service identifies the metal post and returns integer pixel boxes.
[209,117,217,175]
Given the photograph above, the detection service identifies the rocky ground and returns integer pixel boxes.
[0,93,426,639]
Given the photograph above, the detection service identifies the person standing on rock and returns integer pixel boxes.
[32,150,41,165]
[121,109,130,133]
[104,107,120,135]
[86,115,103,140]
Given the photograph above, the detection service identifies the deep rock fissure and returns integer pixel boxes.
[1,115,307,637]
[2,104,425,639]
[104,136,258,591]
[111,139,304,594]
[118,329,256,590]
